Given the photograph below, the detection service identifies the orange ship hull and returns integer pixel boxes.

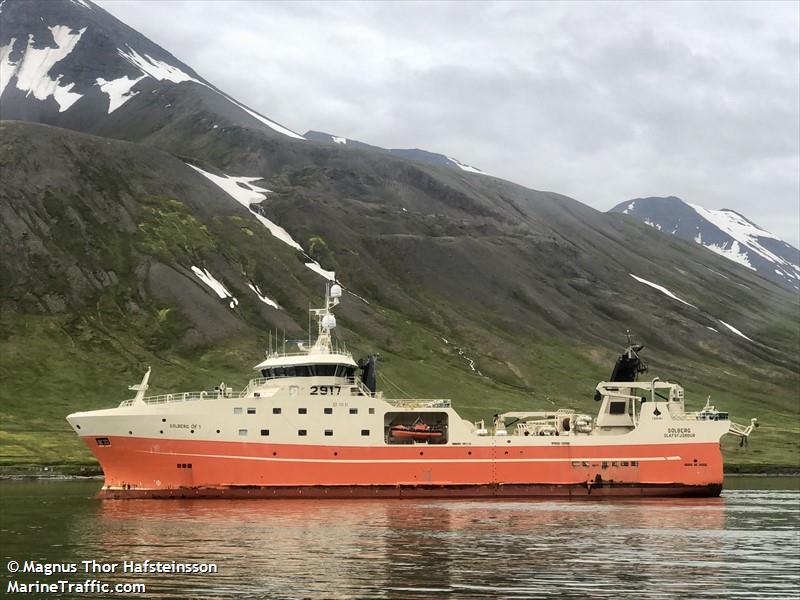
[83,435,724,499]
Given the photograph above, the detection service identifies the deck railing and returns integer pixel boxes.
[118,377,448,408]
[118,388,244,407]
[386,398,451,408]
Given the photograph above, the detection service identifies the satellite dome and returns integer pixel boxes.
[322,314,337,329]
[330,284,342,298]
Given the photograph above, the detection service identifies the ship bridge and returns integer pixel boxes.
[251,283,365,384]
[253,352,358,380]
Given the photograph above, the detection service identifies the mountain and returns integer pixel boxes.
[1,0,798,472]
[0,0,305,140]
[304,130,486,174]
[610,196,800,291]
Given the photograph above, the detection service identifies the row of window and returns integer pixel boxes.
[239,429,371,437]
[177,463,193,469]
[260,365,356,379]
[234,407,376,415]
[571,460,640,468]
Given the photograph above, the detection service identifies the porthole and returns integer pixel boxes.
[160,430,163,434]
[76,424,81,430]
[162,418,166,423]
[190,429,195,434]
[216,429,220,434]
[128,431,133,435]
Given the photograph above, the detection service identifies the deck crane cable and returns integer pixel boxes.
[377,371,412,398]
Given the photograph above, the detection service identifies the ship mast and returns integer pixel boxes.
[309,282,342,353]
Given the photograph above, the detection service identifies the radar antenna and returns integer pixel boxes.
[309,282,343,353]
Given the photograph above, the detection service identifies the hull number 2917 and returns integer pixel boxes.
[310,385,341,395]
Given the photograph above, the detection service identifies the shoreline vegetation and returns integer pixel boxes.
[1,464,798,481]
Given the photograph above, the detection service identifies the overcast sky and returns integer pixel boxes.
[96,0,800,246]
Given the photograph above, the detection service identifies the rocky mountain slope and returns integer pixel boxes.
[1,0,797,470]
[304,130,486,174]
[610,196,800,291]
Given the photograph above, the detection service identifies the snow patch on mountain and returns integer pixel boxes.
[187,164,345,286]
[95,74,145,113]
[118,46,198,85]
[114,47,304,138]
[688,203,797,274]
[247,283,280,309]
[629,274,696,308]
[305,262,336,281]
[69,0,93,9]
[718,319,753,342]
[703,240,756,271]
[2,25,86,111]
[187,164,304,251]
[622,202,635,214]
[331,136,346,145]
[643,218,661,231]
[447,156,486,174]
[192,266,238,309]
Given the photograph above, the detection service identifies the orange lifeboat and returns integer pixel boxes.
[389,421,444,441]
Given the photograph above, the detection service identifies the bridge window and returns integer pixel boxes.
[609,401,627,415]
[260,365,356,379]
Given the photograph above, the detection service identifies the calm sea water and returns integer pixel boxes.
[1,477,798,599]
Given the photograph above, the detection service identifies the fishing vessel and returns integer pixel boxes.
[67,284,757,499]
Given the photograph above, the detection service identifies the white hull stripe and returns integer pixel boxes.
[137,450,683,464]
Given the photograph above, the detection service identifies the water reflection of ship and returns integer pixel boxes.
[91,497,728,598]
